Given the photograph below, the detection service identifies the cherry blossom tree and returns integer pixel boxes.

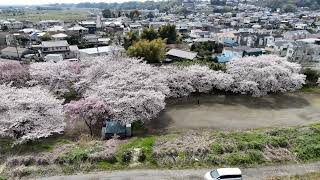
[64,97,112,136]
[0,60,29,86]
[29,61,81,96]
[0,85,64,144]
[162,65,233,98]
[226,55,306,96]
[78,56,168,124]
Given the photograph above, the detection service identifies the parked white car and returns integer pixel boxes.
[204,168,242,180]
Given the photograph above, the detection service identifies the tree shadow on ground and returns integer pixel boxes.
[166,93,311,110]
[147,93,313,134]
[144,111,174,135]
[222,93,311,110]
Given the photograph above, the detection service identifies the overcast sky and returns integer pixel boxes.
[0,0,145,6]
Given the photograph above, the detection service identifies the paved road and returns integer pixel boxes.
[148,93,320,132]
[36,161,320,180]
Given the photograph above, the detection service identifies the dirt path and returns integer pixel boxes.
[148,93,320,132]
[35,161,320,180]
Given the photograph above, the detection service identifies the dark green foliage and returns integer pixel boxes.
[128,10,140,20]
[191,41,224,58]
[140,28,159,41]
[65,35,81,45]
[123,31,140,50]
[303,68,320,86]
[158,24,177,44]
[146,12,154,19]
[102,9,112,18]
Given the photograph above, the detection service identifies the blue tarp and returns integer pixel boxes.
[216,51,234,63]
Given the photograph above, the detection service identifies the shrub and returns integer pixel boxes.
[224,150,265,166]
[117,137,156,165]
[127,39,166,63]
[57,147,89,164]
[211,143,224,155]
[303,68,320,86]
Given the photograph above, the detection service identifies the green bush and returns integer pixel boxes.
[269,136,289,148]
[294,144,320,161]
[116,137,156,165]
[57,147,89,164]
[224,150,265,166]
[303,68,320,86]
[211,143,224,155]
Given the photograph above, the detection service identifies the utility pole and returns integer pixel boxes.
[10,29,21,61]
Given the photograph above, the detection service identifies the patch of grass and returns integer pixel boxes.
[0,138,71,154]
[57,147,89,164]
[0,176,7,180]
[206,125,320,166]
[116,136,156,165]
[300,86,320,93]
[223,150,265,166]
[96,161,123,170]
[290,130,320,161]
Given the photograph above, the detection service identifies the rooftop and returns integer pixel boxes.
[42,40,69,47]
[166,49,197,60]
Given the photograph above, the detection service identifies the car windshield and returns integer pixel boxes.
[210,170,220,178]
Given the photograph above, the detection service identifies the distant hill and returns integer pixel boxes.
[258,0,320,11]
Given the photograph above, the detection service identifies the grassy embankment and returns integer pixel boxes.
[1,123,320,178]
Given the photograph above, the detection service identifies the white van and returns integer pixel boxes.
[204,168,242,180]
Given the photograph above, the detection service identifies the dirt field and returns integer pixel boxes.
[148,92,320,132]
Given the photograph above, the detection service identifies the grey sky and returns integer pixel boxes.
[0,0,145,6]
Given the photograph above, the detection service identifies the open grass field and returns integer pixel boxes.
[0,9,89,22]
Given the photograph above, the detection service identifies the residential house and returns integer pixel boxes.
[37,20,63,30]
[286,41,320,68]
[41,40,77,59]
[67,25,89,36]
[79,21,97,34]
[1,47,31,60]
[283,30,310,40]
[190,29,210,38]
[78,46,124,59]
